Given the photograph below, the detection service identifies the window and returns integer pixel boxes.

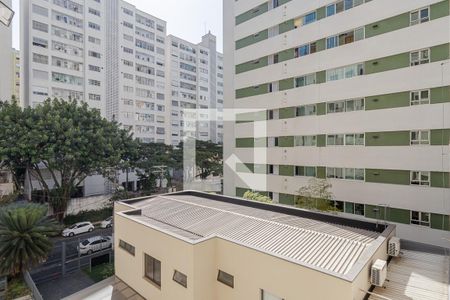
[294,104,314,116]
[327,134,345,146]
[327,168,364,180]
[410,90,430,105]
[295,74,315,87]
[326,4,336,16]
[327,99,364,113]
[89,65,101,72]
[267,109,279,120]
[410,49,429,66]
[32,4,48,17]
[118,240,135,255]
[327,63,364,81]
[268,137,279,147]
[144,254,161,287]
[410,171,430,186]
[261,290,284,300]
[33,21,48,33]
[295,166,316,177]
[303,12,316,25]
[88,94,101,101]
[89,51,101,58]
[410,7,429,25]
[411,130,429,145]
[345,133,365,145]
[33,37,48,48]
[217,270,234,288]
[33,53,48,64]
[173,270,187,288]
[295,135,316,146]
[327,36,338,49]
[88,36,101,45]
[89,79,101,86]
[355,203,365,216]
[411,211,430,226]
[88,7,100,16]
[268,82,279,93]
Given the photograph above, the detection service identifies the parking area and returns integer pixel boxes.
[37,271,95,300]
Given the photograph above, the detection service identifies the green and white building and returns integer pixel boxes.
[223,0,450,247]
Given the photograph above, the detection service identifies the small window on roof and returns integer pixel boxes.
[217,270,234,288]
[173,270,187,288]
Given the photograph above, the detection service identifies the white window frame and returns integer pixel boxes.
[410,48,430,66]
[410,211,430,227]
[410,130,430,145]
[410,89,430,105]
[410,7,429,26]
[410,171,430,186]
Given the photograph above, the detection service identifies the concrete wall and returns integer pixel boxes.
[0,0,13,102]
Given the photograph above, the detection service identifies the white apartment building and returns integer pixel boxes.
[12,48,20,103]
[224,0,450,247]
[21,0,106,115]
[0,0,13,102]
[166,33,224,146]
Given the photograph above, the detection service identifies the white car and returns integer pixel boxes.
[100,216,113,228]
[78,236,113,255]
[62,222,94,237]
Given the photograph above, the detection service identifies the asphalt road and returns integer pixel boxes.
[30,227,113,285]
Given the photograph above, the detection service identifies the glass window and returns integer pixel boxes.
[410,90,430,105]
[296,104,316,116]
[261,289,284,300]
[173,270,187,288]
[410,130,430,145]
[354,27,365,41]
[345,168,355,180]
[336,1,344,13]
[303,12,316,25]
[217,270,234,288]
[411,211,430,226]
[144,254,161,286]
[326,36,338,49]
[355,204,365,215]
[298,45,309,57]
[326,4,336,16]
[327,134,345,146]
[295,135,316,146]
[410,49,429,66]
[119,240,135,256]
[355,168,365,180]
[410,171,430,186]
[344,0,353,10]
[410,8,429,25]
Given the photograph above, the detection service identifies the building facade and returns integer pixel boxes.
[114,191,395,300]
[224,0,450,247]
[0,0,13,102]
[11,48,20,103]
[166,33,224,146]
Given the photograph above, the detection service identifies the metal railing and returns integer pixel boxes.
[23,271,43,300]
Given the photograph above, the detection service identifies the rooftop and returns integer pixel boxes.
[119,191,394,281]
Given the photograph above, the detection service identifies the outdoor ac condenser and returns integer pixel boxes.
[387,237,401,257]
[371,259,387,287]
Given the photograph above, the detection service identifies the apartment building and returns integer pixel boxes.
[166,33,224,145]
[114,191,397,300]
[11,48,20,103]
[21,0,106,114]
[0,0,12,102]
[224,0,450,247]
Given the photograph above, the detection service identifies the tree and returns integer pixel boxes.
[193,141,223,179]
[243,191,272,203]
[295,178,336,212]
[0,99,134,220]
[0,204,60,276]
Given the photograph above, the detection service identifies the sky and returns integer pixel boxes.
[11,0,223,51]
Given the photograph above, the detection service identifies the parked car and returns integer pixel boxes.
[62,222,94,237]
[100,216,113,228]
[78,236,113,255]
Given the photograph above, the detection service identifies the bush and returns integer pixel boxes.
[5,277,30,300]
[63,206,113,225]
[84,263,115,282]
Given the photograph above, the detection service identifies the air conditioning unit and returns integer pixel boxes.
[371,259,387,287]
[388,237,401,257]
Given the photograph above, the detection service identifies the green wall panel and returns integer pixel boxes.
[430,86,450,104]
[279,107,296,119]
[316,166,326,179]
[316,71,326,84]
[278,48,296,62]
[365,53,410,74]
[236,163,254,173]
[236,111,267,123]
[236,138,254,148]
[431,213,450,231]
[317,103,326,115]
[317,135,326,147]
[279,19,295,34]
[366,92,410,110]
[386,207,410,224]
[365,205,387,220]
[236,84,268,99]
[236,30,269,50]
[279,193,295,205]
[431,0,450,20]
[316,39,326,52]
[365,131,410,146]
[278,0,292,5]
[279,165,294,176]
[254,137,268,148]
[236,57,268,74]
[236,187,248,197]
[431,172,450,188]
[431,43,450,63]
[279,136,294,147]
[235,3,268,25]
[366,169,410,185]
[316,6,326,20]
[430,129,450,146]
[254,164,268,174]
[365,13,410,38]
[279,78,294,91]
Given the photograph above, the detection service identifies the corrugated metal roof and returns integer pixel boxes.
[369,250,449,300]
[123,194,381,277]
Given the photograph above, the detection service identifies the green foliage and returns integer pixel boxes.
[295,178,336,212]
[243,191,272,203]
[0,192,19,207]
[63,206,113,225]
[84,263,115,282]
[194,141,223,179]
[0,99,134,219]
[5,277,30,300]
[0,203,60,276]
